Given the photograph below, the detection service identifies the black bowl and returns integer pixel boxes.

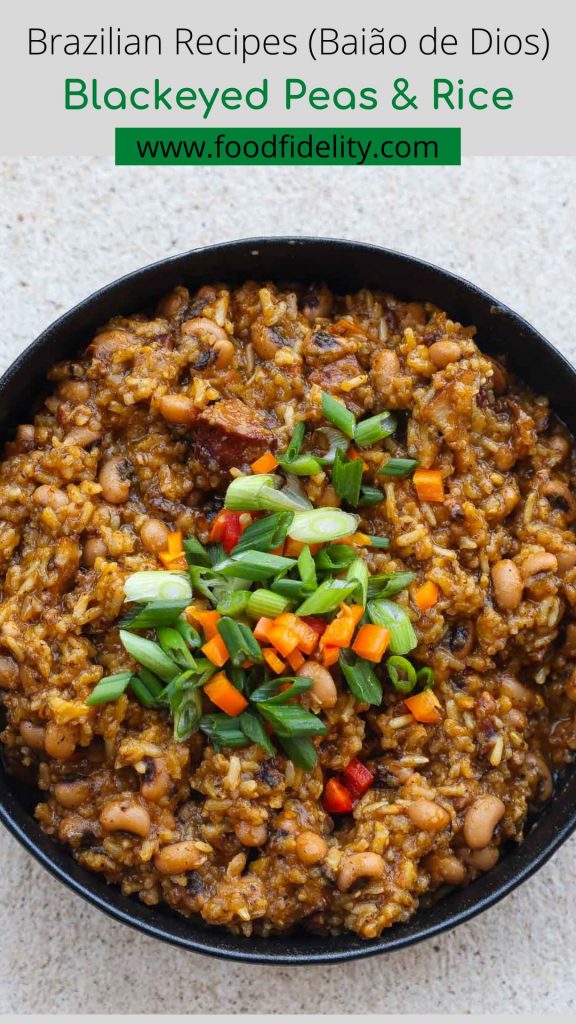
[1,237,575,964]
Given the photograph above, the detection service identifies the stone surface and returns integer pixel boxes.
[0,156,575,1014]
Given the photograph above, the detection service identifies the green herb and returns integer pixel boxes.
[238,711,275,755]
[86,672,132,706]
[346,557,369,607]
[354,411,397,448]
[315,545,358,572]
[277,735,318,770]
[246,589,291,619]
[378,458,419,478]
[339,651,383,704]
[183,535,212,568]
[367,599,418,655]
[120,600,189,630]
[231,511,294,555]
[123,570,192,604]
[297,545,317,590]
[321,391,356,439]
[386,655,417,694]
[119,629,181,683]
[216,590,251,618]
[296,578,357,616]
[199,714,250,750]
[289,508,359,544]
[331,448,363,506]
[367,571,416,600]
[217,617,263,667]
[157,626,197,670]
[358,487,385,507]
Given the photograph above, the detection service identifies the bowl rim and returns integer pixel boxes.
[1,234,575,965]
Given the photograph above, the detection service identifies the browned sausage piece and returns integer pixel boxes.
[194,399,277,471]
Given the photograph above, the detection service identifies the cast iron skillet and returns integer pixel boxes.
[1,237,575,964]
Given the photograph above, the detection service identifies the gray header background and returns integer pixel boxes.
[1,0,574,155]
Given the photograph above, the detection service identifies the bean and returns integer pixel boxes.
[556,547,576,574]
[33,484,67,510]
[302,284,332,320]
[182,317,235,370]
[140,757,171,802]
[158,394,197,425]
[100,797,151,837]
[524,751,554,801]
[428,340,462,369]
[464,846,500,872]
[491,559,523,611]
[337,852,385,892]
[54,779,91,809]
[520,551,557,581]
[157,286,189,320]
[250,322,283,360]
[372,349,400,390]
[299,661,338,709]
[82,537,107,568]
[98,456,130,504]
[44,722,76,761]
[423,851,466,886]
[547,434,570,464]
[140,518,170,555]
[234,820,268,847]
[0,654,19,690]
[542,480,576,524]
[154,840,208,874]
[63,426,101,448]
[20,721,46,750]
[58,380,90,404]
[499,674,535,709]
[295,831,328,865]
[407,798,451,833]
[463,795,505,850]
[275,813,298,834]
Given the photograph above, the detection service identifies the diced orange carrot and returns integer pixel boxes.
[321,603,364,649]
[322,646,340,667]
[414,580,440,611]
[347,447,369,471]
[263,648,286,674]
[186,608,221,640]
[253,617,274,643]
[201,634,229,668]
[404,690,442,724]
[275,613,319,655]
[286,648,306,672]
[266,623,301,658]
[413,468,445,503]
[251,451,279,474]
[333,532,372,547]
[159,530,187,569]
[352,624,390,663]
[204,672,248,716]
[284,538,322,558]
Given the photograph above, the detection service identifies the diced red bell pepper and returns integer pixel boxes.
[322,776,354,814]
[342,758,375,799]
[209,510,244,553]
[301,616,327,639]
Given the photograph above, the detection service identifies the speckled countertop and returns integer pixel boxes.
[0,156,575,1014]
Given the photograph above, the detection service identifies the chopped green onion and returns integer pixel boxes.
[296,578,357,616]
[246,589,291,619]
[86,672,132,706]
[183,535,212,568]
[366,535,390,549]
[257,703,327,738]
[124,571,192,604]
[354,411,397,448]
[289,508,359,544]
[386,655,417,694]
[277,454,323,476]
[271,578,312,601]
[339,651,382,705]
[316,426,349,466]
[297,545,317,590]
[367,571,416,600]
[119,600,189,630]
[358,487,385,507]
[216,590,251,618]
[346,557,369,607]
[231,511,293,555]
[119,629,181,683]
[277,735,318,770]
[157,627,197,671]
[189,565,248,606]
[332,448,363,506]
[137,667,166,701]
[225,474,310,513]
[173,618,201,649]
[215,550,296,581]
[129,675,161,709]
[200,714,249,750]
[315,545,358,572]
[208,542,226,566]
[416,666,435,692]
[321,391,356,439]
[250,676,312,704]
[172,687,203,742]
[238,711,275,755]
[378,458,419,478]
[217,617,263,667]
[285,421,305,462]
[367,599,417,655]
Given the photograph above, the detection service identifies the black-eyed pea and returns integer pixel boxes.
[299,661,338,709]
[337,852,385,892]
[33,484,67,510]
[20,721,46,750]
[234,820,268,847]
[58,380,90,404]
[463,846,500,872]
[54,779,91,809]
[154,840,208,874]
[82,537,108,568]
[556,547,576,574]
[542,480,576,523]
[428,340,462,369]
[158,394,196,425]
[295,831,328,865]
[491,559,523,611]
[45,722,76,761]
[140,518,171,555]
[463,795,505,850]
[423,851,467,886]
[407,798,451,833]
[140,757,171,802]
[520,551,558,581]
[100,797,151,837]
[98,456,131,504]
